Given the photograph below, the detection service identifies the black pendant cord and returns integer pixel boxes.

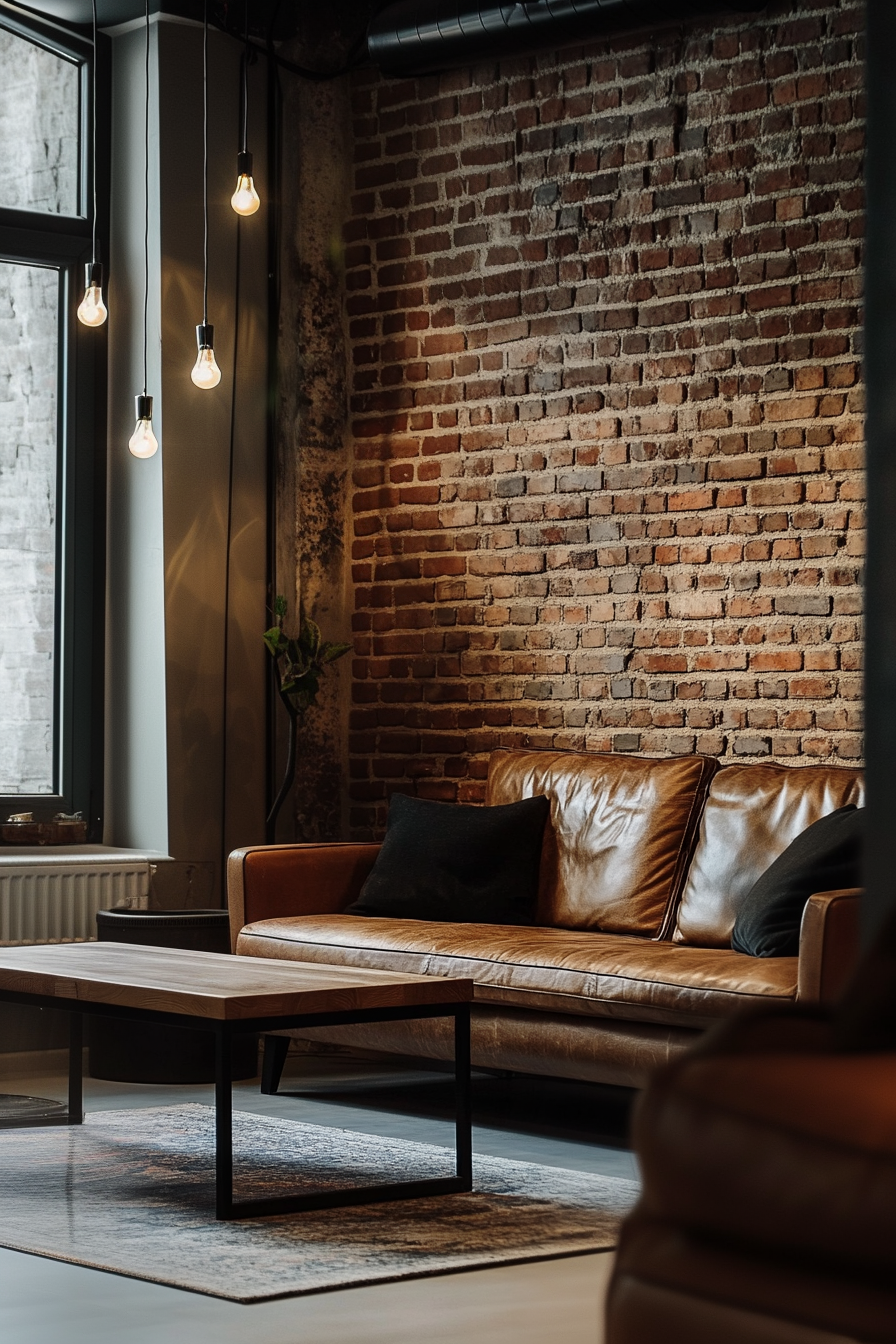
[90,0,97,265]
[142,0,150,395]
[220,5,247,860]
[202,0,209,327]
[220,216,242,866]
[240,1,249,155]
[264,3,284,832]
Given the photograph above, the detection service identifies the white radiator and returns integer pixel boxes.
[0,850,153,946]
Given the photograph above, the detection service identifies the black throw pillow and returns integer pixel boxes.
[346,792,550,925]
[732,805,864,958]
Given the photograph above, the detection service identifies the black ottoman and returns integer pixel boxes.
[88,909,258,1083]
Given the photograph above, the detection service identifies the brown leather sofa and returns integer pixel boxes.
[227,749,864,1087]
[606,1005,896,1343]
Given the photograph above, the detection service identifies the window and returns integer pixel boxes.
[0,24,80,216]
[0,259,58,794]
[0,11,106,830]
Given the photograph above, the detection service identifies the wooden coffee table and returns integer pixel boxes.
[0,942,473,1219]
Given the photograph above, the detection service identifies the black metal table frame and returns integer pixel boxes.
[0,987,472,1220]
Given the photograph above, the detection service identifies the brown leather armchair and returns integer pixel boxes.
[606,929,896,1344]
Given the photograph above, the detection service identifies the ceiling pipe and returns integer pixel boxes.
[368,0,768,74]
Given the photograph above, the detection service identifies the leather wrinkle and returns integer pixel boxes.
[486,748,720,937]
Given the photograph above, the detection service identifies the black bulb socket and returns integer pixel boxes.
[85,260,104,288]
[135,394,153,422]
[236,150,253,177]
[196,322,214,351]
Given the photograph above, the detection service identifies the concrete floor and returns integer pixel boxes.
[0,1047,638,1344]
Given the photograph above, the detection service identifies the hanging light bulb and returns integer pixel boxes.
[79,0,109,326]
[231,150,260,216]
[191,323,222,389]
[191,2,222,391]
[128,0,157,463]
[129,0,157,463]
[128,394,159,459]
[77,261,108,327]
[231,9,260,217]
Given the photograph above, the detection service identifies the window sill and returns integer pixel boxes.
[0,846,169,866]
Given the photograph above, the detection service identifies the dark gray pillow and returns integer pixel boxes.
[346,792,550,925]
[732,805,863,958]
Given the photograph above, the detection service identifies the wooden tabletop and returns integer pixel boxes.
[0,942,474,1022]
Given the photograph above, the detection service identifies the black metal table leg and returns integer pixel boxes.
[68,1012,83,1125]
[215,1028,233,1220]
[217,1002,475,1219]
[454,1004,472,1189]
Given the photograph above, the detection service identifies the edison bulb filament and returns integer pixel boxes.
[78,262,108,327]
[128,394,158,458]
[191,345,222,389]
[128,418,158,458]
[231,173,260,216]
[231,150,260,216]
[78,283,108,327]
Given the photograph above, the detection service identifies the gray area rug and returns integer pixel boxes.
[0,1104,639,1302]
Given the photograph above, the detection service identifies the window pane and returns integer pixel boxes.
[0,260,58,795]
[0,29,79,216]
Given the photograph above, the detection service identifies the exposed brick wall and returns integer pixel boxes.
[341,0,865,835]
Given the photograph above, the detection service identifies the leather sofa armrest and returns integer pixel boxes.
[796,888,862,1007]
[227,842,381,951]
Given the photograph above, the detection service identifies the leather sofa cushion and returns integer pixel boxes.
[486,749,717,936]
[674,763,864,948]
[236,915,797,1029]
[636,1048,896,1280]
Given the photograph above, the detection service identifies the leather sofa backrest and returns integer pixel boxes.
[486,749,718,935]
[673,762,865,948]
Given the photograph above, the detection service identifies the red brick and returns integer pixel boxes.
[749,651,803,672]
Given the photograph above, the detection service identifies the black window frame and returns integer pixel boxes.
[0,8,109,837]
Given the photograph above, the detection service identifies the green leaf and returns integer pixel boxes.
[265,602,347,717]
[263,627,285,657]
